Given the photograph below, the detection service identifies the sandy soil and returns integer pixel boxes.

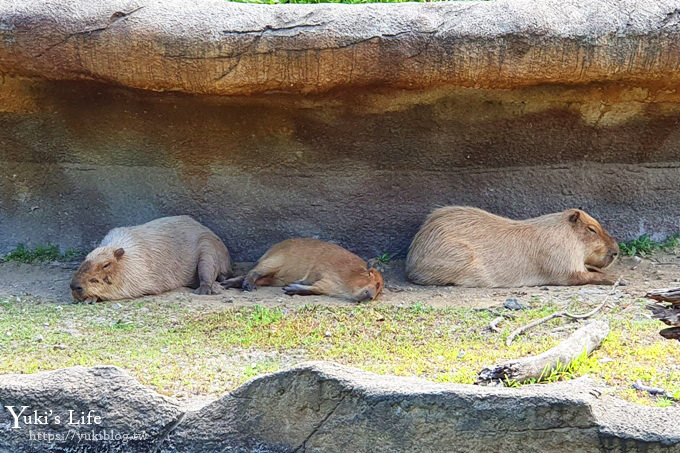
[0,255,678,308]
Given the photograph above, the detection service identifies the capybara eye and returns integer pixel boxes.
[587,227,597,234]
[89,278,99,284]
[102,263,110,269]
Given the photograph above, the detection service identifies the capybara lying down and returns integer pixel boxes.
[405,206,620,287]
[222,238,383,302]
[70,216,232,302]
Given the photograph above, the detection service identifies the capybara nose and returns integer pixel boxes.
[70,281,83,293]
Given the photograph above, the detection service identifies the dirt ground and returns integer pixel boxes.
[0,254,678,308]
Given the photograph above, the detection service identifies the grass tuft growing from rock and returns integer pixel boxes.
[619,233,680,257]
[1,244,83,264]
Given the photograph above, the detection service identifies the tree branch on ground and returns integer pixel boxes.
[477,321,609,386]
[505,276,622,346]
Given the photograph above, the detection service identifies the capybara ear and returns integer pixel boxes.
[368,268,383,281]
[568,210,581,224]
[114,248,125,260]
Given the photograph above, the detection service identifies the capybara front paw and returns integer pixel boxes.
[195,284,213,295]
[283,285,297,296]
[242,280,257,292]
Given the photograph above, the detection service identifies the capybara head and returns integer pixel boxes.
[70,247,125,302]
[566,209,619,270]
[352,267,384,302]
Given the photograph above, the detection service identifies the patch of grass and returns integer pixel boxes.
[2,243,83,263]
[375,253,392,265]
[619,233,680,257]
[1,297,678,406]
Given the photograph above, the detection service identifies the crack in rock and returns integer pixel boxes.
[294,393,348,453]
[33,5,145,58]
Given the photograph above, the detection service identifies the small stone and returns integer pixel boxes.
[227,297,234,303]
[111,303,122,310]
[457,351,465,359]
[276,298,284,303]
[160,348,168,353]
[598,357,615,364]
[53,343,67,350]
[55,305,63,310]
[5,332,11,337]
[324,331,332,338]
[33,334,44,342]
[190,338,197,344]
[504,298,527,310]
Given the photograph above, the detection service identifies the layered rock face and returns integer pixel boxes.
[1,363,679,452]
[1,0,679,259]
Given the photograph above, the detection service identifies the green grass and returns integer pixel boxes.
[1,296,678,405]
[619,233,680,257]
[1,243,83,264]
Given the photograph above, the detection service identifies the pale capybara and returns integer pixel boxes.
[405,207,621,287]
[70,216,232,302]
[221,238,383,302]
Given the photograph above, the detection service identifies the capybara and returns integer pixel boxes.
[221,238,383,302]
[70,216,232,302]
[405,206,620,287]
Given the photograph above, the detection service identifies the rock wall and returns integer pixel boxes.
[1,363,679,452]
[1,0,679,260]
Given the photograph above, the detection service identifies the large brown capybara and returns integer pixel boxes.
[70,216,232,302]
[222,238,383,302]
[405,206,621,287]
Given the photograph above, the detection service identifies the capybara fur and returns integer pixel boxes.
[222,238,383,302]
[70,216,232,302]
[406,207,620,287]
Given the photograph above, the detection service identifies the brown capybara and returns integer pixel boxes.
[221,238,383,302]
[405,206,621,287]
[70,216,232,302]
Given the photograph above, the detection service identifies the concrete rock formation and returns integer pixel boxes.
[2,0,680,95]
[0,362,679,452]
[1,0,679,260]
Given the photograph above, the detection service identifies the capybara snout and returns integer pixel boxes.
[354,268,383,301]
[70,247,124,302]
[567,209,619,270]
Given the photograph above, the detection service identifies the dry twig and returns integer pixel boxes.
[505,276,622,346]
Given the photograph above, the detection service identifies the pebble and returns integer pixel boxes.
[324,331,332,338]
[226,297,234,303]
[111,303,122,310]
[190,338,197,345]
[53,344,67,350]
[33,334,44,342]
[5,332,11,337]
[457,351,465,359]
[503,298,527,311]
[598,357,615,364]
[276,298,284,303]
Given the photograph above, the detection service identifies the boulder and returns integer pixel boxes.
[2,363,678,452]
[0,366,182,452]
